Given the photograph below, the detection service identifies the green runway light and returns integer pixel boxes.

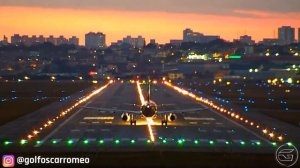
[271,142,277,146]
[4,141,12,146]
[177,139,183,145]
[147,139,151,144]
[52,140,57,144]
[115,140,120,144]
[130,140,135,144]
[83,140,89,144]
[209,140,214,145]
[194,140,199,144]
[99,140,104,144]
[36,141,41,145]
[240,141,245,145]
[287,142,293,146]
[225,141,229,145]
[162,139,167,144]
[67,140,73,145]
[20,139,27,145]
[256,141,261,146]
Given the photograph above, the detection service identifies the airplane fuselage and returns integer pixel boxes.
[140,100,157,117]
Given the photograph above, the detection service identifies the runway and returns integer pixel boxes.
[1,81,277,153]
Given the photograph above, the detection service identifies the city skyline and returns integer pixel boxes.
[0,0,299,45]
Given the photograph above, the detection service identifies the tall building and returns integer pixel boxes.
[183,28,219,43]
[278,26,295,45]
[85,32,106,49]
[298,28,300,43]
[69,36,79,46]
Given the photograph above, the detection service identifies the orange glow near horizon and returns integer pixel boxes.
[0,6,299,45]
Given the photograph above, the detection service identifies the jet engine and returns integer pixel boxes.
[168,113,177,122]
[121,113,130,122]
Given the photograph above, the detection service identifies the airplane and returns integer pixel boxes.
[83,82,208,126]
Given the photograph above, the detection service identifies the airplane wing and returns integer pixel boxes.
[157,107,208,114]
[82,106,141,114]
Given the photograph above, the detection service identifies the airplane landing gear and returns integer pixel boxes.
[161,114,168,126]
[130,114,136,125]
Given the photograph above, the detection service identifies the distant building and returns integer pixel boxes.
[183,28,219,43]
[259,38,279,46]
[10,34,77,46]
[47,35,57,45]
[85,32,106,49]
[69,36,79,46]
[238,35,255,45]
[56,36,68,45]
[11,34,22,45]
[298,28,300,43]
[122,35,145,48]
[278,26,295,45]
[170,39,183,46]
[149,39,156,45]
[37,35,46,44]
[1,36,8,45]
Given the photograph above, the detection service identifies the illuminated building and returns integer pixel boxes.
[85,32,106,49]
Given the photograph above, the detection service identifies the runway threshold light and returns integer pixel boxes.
[4,141,12,146]
[115,140,120,144]
[98,140,104,144]
[67,140,73,145]
[83,140,89,144]
[131,140,136,144]
[177,139,184,145]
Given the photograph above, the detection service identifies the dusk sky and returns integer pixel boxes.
[0,0,299,44]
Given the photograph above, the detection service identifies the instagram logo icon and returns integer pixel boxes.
[2,155,15,167]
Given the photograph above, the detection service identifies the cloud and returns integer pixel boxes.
[0,0,299,17]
